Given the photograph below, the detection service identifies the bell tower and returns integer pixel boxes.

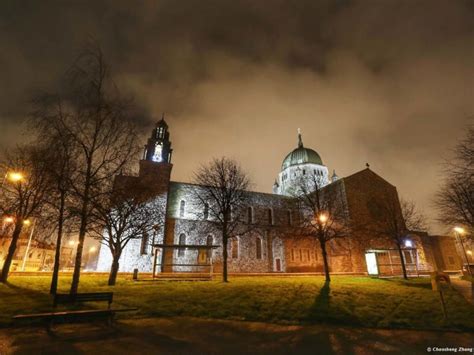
[144,114,172,163]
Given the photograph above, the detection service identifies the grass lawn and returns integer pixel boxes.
[1,275,473,331]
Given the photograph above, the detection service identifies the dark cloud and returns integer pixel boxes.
[0,0,473,232]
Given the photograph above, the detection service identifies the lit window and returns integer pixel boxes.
[178,233,186,257]
[157,127,164,138]
[179,200,185,218]
[152,143,163,162]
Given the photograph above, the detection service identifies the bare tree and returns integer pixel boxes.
[292,174,350,282]
[30,95,79,294]
[363,197,426,279]
[0,146,49,282]
[90,188,165,285]
[191,157,251,282]
[435,125,474,231]
[30,45,140,294]
[43,144,77,294]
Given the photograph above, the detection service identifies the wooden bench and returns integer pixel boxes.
[13,292,137,332]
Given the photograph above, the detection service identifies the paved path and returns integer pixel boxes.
[451,277,474,304]
[0,317,473,355]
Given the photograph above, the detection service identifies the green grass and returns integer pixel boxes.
[1,275,473,331]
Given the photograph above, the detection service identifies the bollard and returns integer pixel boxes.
[133,268,139,281]
[431,271,450,319]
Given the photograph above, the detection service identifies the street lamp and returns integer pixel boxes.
[453,227,472,277]
[3,216,14,224]
[6,172,24,183]
[318,213,328,224]
[21,218,36,271]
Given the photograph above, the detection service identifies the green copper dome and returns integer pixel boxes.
[281,131,323,170]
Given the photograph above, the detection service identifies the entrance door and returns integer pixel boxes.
[275,258,281,272]
[198,249,207,264]
[365,252,379,275]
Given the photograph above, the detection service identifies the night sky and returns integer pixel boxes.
[1,0,473,233]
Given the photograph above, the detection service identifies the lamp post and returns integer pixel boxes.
[454,227,472,277]
[21,218,36,272]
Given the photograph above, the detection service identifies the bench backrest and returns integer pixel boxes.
[54,292,114,309]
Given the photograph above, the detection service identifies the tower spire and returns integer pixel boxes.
[297,128,303,148]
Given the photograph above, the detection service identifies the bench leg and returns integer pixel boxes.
[107,313,116,327]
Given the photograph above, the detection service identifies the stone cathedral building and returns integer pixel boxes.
[96,117,441,276]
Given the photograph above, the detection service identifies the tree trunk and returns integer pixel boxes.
[397,242,408,280]
[50,195,65,294]
[319,239,331,283]
[70,196,89,294]
[70,158,93,295]
[222,233,228,283]
[0,221,23,283]
[108,257,120,286]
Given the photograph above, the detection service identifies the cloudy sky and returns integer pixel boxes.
[1,0,473,232]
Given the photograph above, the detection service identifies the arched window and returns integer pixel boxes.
[231,238,239,259]
[179,200,186,218]
[287,210,293,226]
[203,203,209,220]
[178,233,186,257]
[157,127,164,138]
[268,208,274,225]
[248,206,254,224]
[256,237,262,260]
[207,235,213,258]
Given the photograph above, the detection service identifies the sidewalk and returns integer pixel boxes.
[1,317,473,355]
[451,277,474,305]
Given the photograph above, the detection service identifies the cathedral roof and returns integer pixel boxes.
[281,131,323,170]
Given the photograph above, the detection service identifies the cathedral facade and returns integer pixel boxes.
[96,118,440,276]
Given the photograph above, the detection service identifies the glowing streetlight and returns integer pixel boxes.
[23,219,31,226]
[89,246,96,253]
[6,172,24,183]
[68,240,76,246]
[453,226,472,277]
[3,216,14,223]
[318,213,328,224]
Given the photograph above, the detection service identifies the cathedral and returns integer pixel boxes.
[96,117,442,276]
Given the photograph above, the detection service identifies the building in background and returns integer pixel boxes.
[96,118,463,276]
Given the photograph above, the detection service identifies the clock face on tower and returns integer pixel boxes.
[152,143,163,162]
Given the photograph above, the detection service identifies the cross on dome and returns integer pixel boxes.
[297,128,303,148]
